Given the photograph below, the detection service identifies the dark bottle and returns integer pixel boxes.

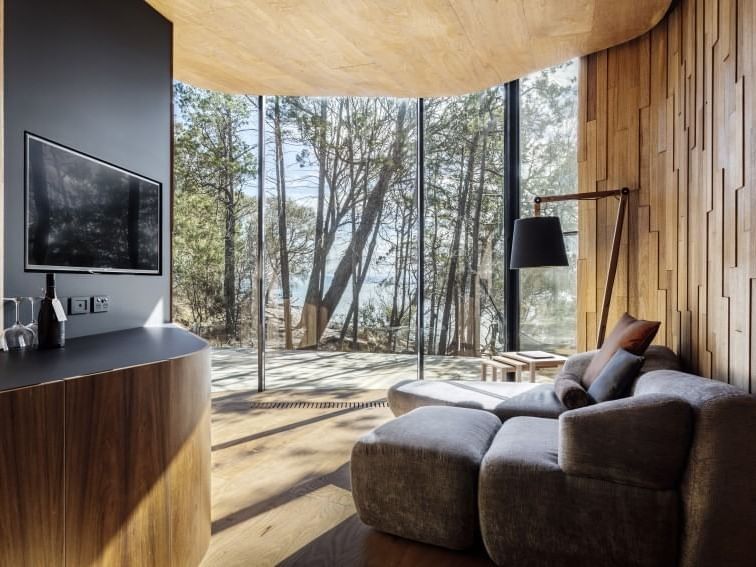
[37,273,65,349]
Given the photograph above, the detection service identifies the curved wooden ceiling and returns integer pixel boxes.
[147,0,672,97]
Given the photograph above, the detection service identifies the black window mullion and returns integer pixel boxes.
[503,81,520,352]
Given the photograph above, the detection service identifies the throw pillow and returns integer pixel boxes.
[587,348,645,403]
[582,313,660,388]
[554,372,590,409]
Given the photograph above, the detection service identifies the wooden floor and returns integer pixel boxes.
[202,388,495,566]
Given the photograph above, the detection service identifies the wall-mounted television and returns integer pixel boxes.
[25,132,162,275]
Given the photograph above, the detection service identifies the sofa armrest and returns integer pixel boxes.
[558,394,692,489]
[561,350,599,382]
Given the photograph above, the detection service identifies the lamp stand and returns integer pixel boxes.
[532,187,632,348]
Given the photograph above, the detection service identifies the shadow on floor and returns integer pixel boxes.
[277,514,495,567]
[212,462,352,536]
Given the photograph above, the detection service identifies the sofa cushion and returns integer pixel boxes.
[479,416,679,567]
[583,313,661,387]
[636,345,681,373]
[387,379,558,420]
[558,394,693,489]
[554,372,590,409]
[495,384,566,421]
[586,348,645,403]
[387,347,680,421]
[562,345,681,384]
[351,406,500,550]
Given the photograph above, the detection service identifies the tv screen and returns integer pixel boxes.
[25,133,162,275]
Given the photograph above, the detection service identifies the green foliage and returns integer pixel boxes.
[423,87,507,354]
[172,189,224,330]
[264,196,315,284]
[173,84,258,341]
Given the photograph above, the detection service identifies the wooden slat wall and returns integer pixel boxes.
[578,0,755,390]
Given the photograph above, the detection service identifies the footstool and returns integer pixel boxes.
[350,405,501,549]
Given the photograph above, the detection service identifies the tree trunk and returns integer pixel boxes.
[466,132,488,356]
[437,132,480,354]
[347,101,359,350]
[299,100,328,348]
[389,208,407,351]
[339,209,382,344]
[318,104,408,340]
[274,97,294,349]
[427,190,440,352]
[223,116,237,342]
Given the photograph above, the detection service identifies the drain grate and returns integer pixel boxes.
[249,399,388,410]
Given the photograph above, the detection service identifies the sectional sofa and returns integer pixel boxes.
[351,347,756,566]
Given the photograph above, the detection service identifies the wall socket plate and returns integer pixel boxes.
[91,296,109,313]
[69,297,90,315]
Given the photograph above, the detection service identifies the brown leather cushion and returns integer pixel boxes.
[582,313,660,388]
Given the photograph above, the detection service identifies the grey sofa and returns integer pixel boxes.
[478,369,756,566]
[388,345,681,420]
[352,351,756,566]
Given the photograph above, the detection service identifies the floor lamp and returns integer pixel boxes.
[510,187,633,349]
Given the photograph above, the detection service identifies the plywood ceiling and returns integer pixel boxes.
[147,0,672,97]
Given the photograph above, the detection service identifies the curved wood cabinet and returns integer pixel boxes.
[0,327,211,567]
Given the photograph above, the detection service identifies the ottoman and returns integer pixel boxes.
[351,405,501,549]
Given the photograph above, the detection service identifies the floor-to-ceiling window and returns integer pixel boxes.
[172,85,259,348]
[262,97,417,387]
[519,60,578,354]
[172,61,579,390]
[423,88,508,371]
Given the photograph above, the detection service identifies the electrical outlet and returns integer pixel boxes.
[91,296,109,313]
[69,297,90,315]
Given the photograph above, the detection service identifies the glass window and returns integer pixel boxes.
[172,84,259,348]
[263,97,417,385]
[424,87,507,377]
[519,60,579,354]
[172,60,580,389]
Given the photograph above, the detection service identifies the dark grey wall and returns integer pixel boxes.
[4,0,172,338]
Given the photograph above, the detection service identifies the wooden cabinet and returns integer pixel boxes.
[165,352,212,567]
[65,350,211,567]
[0,381,65,566]
[0,331,210,567]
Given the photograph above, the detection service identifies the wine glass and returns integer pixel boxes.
[3,297,35,350]
[0,301,7,351]
[25,296,40,348]
[1,298,12,351]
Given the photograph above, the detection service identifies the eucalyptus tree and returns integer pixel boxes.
[424,88,505,355]
[278,97,413,347]
[174,84,257,341]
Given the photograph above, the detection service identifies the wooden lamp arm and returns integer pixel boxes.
[533,187,631,216]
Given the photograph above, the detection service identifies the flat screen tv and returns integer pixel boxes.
[25,132,162,275]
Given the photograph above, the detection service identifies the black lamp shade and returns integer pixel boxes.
[510,216,569,268]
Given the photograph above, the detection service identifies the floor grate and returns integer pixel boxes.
[249,399,388,410]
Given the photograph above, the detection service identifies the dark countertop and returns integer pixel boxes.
[0,325,208,392]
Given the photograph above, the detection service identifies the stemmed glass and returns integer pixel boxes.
[25,296,40,348]
[3,297,35,350]
[1,298,11,351]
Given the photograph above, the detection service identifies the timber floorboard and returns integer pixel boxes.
[203,388,494,566]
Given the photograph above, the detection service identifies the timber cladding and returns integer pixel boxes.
[577,0,755,391]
